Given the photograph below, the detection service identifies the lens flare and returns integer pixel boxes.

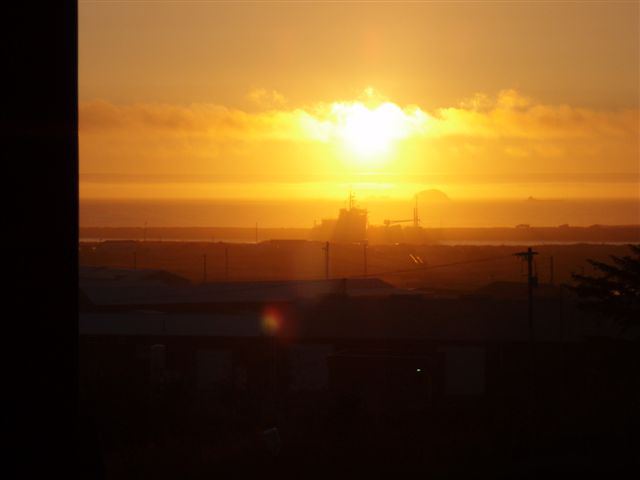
[261,307,282,335]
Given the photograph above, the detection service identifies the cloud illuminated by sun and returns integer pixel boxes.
[79,88,639,181]
[299,90,431,165]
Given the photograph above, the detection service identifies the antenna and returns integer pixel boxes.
[413,194,420,228]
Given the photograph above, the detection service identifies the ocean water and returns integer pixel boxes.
[80,198,640,229]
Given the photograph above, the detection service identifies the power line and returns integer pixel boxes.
[86,245,520,296]
[351,253,516,278]
[181,253,517,296]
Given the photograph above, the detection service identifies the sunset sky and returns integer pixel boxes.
[79,1,639,202]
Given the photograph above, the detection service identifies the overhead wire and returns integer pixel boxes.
[184,252,518,295]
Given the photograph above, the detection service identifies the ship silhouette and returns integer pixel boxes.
[310,191,368,243]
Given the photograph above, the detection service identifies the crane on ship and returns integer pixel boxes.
[384,194,421,228]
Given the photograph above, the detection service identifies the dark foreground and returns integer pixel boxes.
[79,286,639,478]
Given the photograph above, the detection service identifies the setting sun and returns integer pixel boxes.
[335,102,408,158]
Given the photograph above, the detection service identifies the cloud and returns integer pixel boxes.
[80,99,316,142]
[78,88,640,203]
[79,97,431,145]
[432,89,638,139]
[81,89,637,145]
[246,88,287,108]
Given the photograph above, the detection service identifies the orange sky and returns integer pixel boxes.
[79,1,640,202]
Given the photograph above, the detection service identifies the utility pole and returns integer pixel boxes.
[515,247,538,345]
[225,246,229,281]
[514,246,538,458]
[323,241,330,280]
[269,321,278,428]
[363,241,368,276]
[203,253,207,284]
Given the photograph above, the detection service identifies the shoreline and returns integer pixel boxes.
[79,225,640,245]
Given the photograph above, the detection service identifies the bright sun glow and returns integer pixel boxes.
[334,102,410,158]
[296,89,430,169]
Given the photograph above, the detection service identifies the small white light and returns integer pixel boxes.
[416,368,421,373]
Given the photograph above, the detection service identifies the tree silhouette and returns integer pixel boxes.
[570,244,640,331]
